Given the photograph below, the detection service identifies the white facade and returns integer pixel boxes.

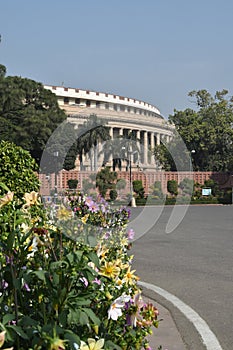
[44,85,174,171]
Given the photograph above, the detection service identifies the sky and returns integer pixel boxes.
[1,0,233,119]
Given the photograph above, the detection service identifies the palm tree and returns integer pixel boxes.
[100,131,141,171]
[76,114,110,171]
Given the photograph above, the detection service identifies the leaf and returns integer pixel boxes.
[2,313,15,325]
[33,270,46,282]
[79,311,89,325]
[64,331,80,349]
[105,340,122,350]
[88,251,100,268]
[0,182,10,192]
[82,308,100,326]
[7,231,15,250]
[7,325,29,339]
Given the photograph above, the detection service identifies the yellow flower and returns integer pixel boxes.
[0,331,6,347]
[0,330,13,349]
[49,337,66,350]
[23,191,39,206]
[0,192,14,208]
[81,214,89,224]
[99,261,120,279]
[80,338,104,350]
[57,205,72,220]
[123,267,139,285]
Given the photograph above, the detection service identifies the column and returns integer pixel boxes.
[156,133,161,145]
[150,132,155,164]
[109,127,113,139]
[119,128,123,137]
[143,131,148,165]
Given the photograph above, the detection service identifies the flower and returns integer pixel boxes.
[0,192,14,208]
[127,228,135,240]
[0,331,13,350]
[57,205,73,220]
[27,236,38,257]
[0,331,6,347]
[49,337,66,350]
[80,338,104,350]
[23,191,39,206]
[108,294,131,321]
[99,261,120,279]
[81,214,89,224]
[128,292,145,327]
[123,267,139,285]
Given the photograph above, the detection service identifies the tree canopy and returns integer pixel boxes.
[0,64,67,164]
[155,89,233,171]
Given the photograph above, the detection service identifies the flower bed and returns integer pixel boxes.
[0,186,160,349]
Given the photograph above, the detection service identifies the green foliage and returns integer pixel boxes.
[132,180,145,199]
[167,180,178,196]
[67,179,78,190]
[167,89,233,171]
[202,178,220,197]
[0,70,66,164]
[96,167,117,198]
[0,140,39,196]
[109,189,118,201]
[179,178,194,196]
[150,181,164,198]
[0,64,6,78]
[0,189,159,349]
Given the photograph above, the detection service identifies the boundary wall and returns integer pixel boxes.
[39,171,233,196]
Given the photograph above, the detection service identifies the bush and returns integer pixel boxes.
[167,180,178,196]
[109,189,118,201]
[0,140,39,197]
[0,190,160,349]
[67,179,78,190]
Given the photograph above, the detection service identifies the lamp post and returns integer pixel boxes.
[190,149,196,172]
[122,146,136,207]
[53,151,59,203]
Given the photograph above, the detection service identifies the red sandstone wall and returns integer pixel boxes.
[38,171,233,196]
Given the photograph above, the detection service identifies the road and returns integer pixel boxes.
[130,205,233,350]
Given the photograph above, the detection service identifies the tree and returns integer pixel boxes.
[0,67,66,164]
[132,180,145,199]
[96,167,117,198]
[165,89,233,171]
[167,180,178,196]
[76,114,110,171]
[0,140,39,197]
[67,179,78,190]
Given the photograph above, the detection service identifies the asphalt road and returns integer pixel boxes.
[129,205,233,350]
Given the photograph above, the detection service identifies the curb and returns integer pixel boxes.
[142,295,186,350]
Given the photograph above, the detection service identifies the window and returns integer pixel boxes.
[86,100,91,107]
[75,98,80,104]
[64,97,69,104]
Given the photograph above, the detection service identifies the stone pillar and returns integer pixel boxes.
[109,127,113,139]
[143,131,148,165]
[150,132,155,164]
[119,128,123,136]
[156,133,161,145]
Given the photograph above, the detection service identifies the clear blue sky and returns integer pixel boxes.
[1,0,233,118]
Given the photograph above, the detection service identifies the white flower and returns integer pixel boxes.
[80,338,105,350]
[108,294,130,321]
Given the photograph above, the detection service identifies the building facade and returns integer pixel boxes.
[44,85,174,171]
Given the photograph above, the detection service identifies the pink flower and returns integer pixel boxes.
[127,228,135,240]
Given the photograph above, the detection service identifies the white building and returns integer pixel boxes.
[44,85,174,171]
